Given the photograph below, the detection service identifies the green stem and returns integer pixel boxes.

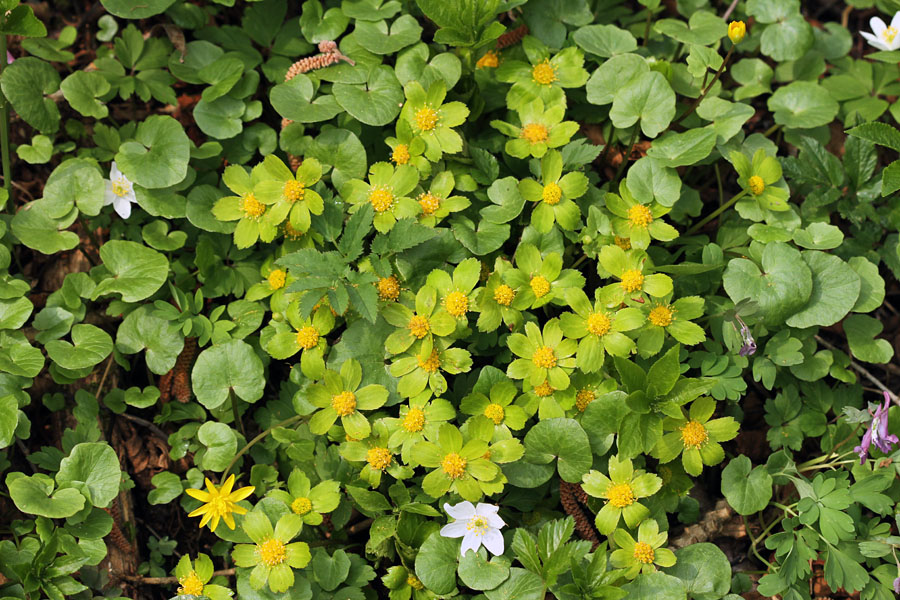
[684,188,748,236]
[763,123,782,138]
[672,46,734,127]
[231,391,246,440]
[613,126,639,183]
[222,414,304,479]
[771,502,797,516]
[0,33,11,205]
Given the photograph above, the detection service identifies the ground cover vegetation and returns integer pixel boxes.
[1,0,900,599]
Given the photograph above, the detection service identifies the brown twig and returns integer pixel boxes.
[95,354,115,399]
[118,412,168,441]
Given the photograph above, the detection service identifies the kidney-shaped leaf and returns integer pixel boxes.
[45,324,113,370]
[115,115,190,188]
[8,473,86,518]
[523,418,592,482]
[192,339,265,409]
[56,442,122,507]
[92,240,169,303]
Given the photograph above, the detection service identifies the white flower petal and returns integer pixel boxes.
[891,11,900,31]
[444,501,476,520]
[439,521,469,539]
[486,512,506,529]
[474,503,500,516]
[104,185,117,206]
[460,531,483,556]
[125,189,137,205]
[871,16,887,35]
[114,196,132,219]
[481,529,505,556]
[110,161,122,180]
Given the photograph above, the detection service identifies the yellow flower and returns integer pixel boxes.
[476,50,500,69]
[186,474,254,532]
[728,21,746,44]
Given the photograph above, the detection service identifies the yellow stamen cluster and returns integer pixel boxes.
[331,391,357,417]
[241,193,266,218]
[366,447,393,471]
[531,59,558,85]
[575,389,595,412]
[649,305,673,327]
[444,291,469,317]
[587,312,611,336]
[291,496,312,516]
[296,326,319,349]
[417,350,441,373]
[885,25,899,43]
[494,284,516,306]
[681,420,709,449]
[532,345,557,369]
[521,123,549,144]
[257,539,287,567]
[415,106,439,132]
[267,269,286,290]
[283,221,304,240]
[467,515,490,535]
[408,315,431,339]
[377,276,401,301]
[633,542,655,564]
[407,574,425,590]
[476,50,499,69]
[402,407,426,432]
[441,452,467,479]
[484,403,505,425]
[627,204,653,229]
[614,236,632,250]
[419,192,441,216]
[369,186,395,213]
[620,269,644,293]
[111,178,131,198]
[607,483,635,508]
[177,571,204,597]
[542,182,562,205]
[530,275,551,298]
[283,179,305,202]
[392,143,410,165]
[534,380,554,397]
[748,175,765,196]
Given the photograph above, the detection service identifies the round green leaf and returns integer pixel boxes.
[458,550,511,591]
[0,395,18,449]
[415,533,459,595]
[61,71,111,119]
[56,442,121,507]
[114,115,190,188]
[768,81,839,129]
[192,339,266,409]
[0,296,32,330]
[610,70,676,138]
[354,15,422,55]
[45,324,113,370]
[333,65,403,126]
[101,0,177,18]
[785,251,860,328]
[722,242,812,327]
[621,572,686,600]
[573,24,637,58]
[844,314,894,364]
[663,544,732,600]
[92,240,169,303]
[194,96,245,140]
[523,418,592,482]
[115,305,185,375]
[0,57,60,133]
[8,474,86,518]
[720,455,772,515]
[198,422,239,472]
[484,567,543,600]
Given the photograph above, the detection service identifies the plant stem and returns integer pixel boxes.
[0,33,11,206]
[673,46,734,127]
[684,188,748,236]
[231,390,246,440]
[613,126,639,182]
[222,414,304,479]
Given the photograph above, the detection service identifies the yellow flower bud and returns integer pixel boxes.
[728,21,746,44]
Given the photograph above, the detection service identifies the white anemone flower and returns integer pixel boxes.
[104,161,137,219]
[862,12,900,51]
[439,501,505,556]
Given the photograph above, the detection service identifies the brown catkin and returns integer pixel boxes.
[496,24,528,49]
[158,369,174,403]
[105,504,133,554]
[559,481,600,549]
[285,52,342,81]
[289,155,303,172]
[172,337,198,403]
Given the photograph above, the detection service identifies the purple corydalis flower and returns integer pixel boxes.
[894,575,900,594]
[6,51,12,64]
[736,316,756,357]
[854,391,898,464]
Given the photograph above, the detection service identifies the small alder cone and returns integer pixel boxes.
[559,481,600,549]
[173,337,198,403]
[497,24,529,49]
[283,40,356,85]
